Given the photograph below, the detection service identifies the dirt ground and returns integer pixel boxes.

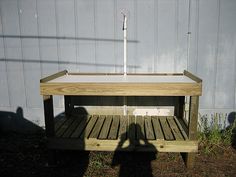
[0,132,235,177]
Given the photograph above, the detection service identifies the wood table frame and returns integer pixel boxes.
[40,70,202,168]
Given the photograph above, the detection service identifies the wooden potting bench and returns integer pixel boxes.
[40,70,202,168]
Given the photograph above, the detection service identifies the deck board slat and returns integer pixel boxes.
[80,115,98,139]
[89,115,105,138]
[136,116,145,139]
[174,117,188,140]
[108,115,120,139]
[55,116,67,131]
[99,115,113,139]
[167,116,184,140]
[118,116,127,140]
[128,115,136,140]
[56,118,74,137]
[70,115,91,138]
[62,118,83,138]
[159,117,174,140]
[145,116,155,140]
[152,116,164,140]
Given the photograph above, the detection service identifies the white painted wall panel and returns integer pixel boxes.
[1,0,26,107]
[76,0,96,72]
[156,0,176,72]
[19,0,42,108]
[0,0,235,126]
[197,0,219,109]
[56,0,77,71]
[215,0,236,109]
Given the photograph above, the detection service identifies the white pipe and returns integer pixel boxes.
[187,0,191,70]
[123,14,127,76]
[122,12,127,116]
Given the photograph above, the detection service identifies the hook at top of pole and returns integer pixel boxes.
[121,12,127,31]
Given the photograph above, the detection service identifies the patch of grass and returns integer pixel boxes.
[198,113,236,155]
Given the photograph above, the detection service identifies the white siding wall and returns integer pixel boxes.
[0,0,236,126]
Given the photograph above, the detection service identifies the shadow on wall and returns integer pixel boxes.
[228,112,236,148]
[0,107,43,133]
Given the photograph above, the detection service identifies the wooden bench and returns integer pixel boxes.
[40,70,202,168]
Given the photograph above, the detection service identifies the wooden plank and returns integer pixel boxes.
[184,70,202,83]
[40,82,202,96]
[62,118,83,138]
[174,117,188,140]
[118,116,128,139]
[56,118,74,137]
[167,117,184,140]
[188,96,199,140]
[71,115,91,138]
[80,115,98,138]
[89,115,105,138]
[144,116,155,140]
[40,70,67,83]
[54,117,67,131]
[136,116,145,139]
[99,115,113,139]
[48,138,198,152]
[108,115,120,139]
[68,72,183,76]
[128,115,136,140]
[152,116,164,140]
[182,96,199,169]
[43,95,55,137]
[159,117,174,140]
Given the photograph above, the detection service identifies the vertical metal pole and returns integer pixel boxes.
[122,13,127,116]
[123,15,127,76]
[186,0,191,70]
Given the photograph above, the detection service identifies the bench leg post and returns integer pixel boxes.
[65,96,73,117]
[43,95,56,166]
[181,96,199,169]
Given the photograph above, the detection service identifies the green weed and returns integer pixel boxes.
[198,113,235,154]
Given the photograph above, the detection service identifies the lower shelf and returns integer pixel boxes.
[48,115,198,152]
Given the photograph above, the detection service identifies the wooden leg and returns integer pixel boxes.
[43,95,56,166]
[174,96,185,118]
[43,95,55,137]
[65,96,73,116]
[182,96,199,169]
[181,152,195,169]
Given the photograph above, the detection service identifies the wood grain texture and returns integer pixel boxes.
[99,115,112,139]
[144,116,155,140]
[48,138,198,152]
[152,116,164,140]
[89,115,105,138]
[108,115,120,139]
[41,82,202,96]
[182,96,199,169]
